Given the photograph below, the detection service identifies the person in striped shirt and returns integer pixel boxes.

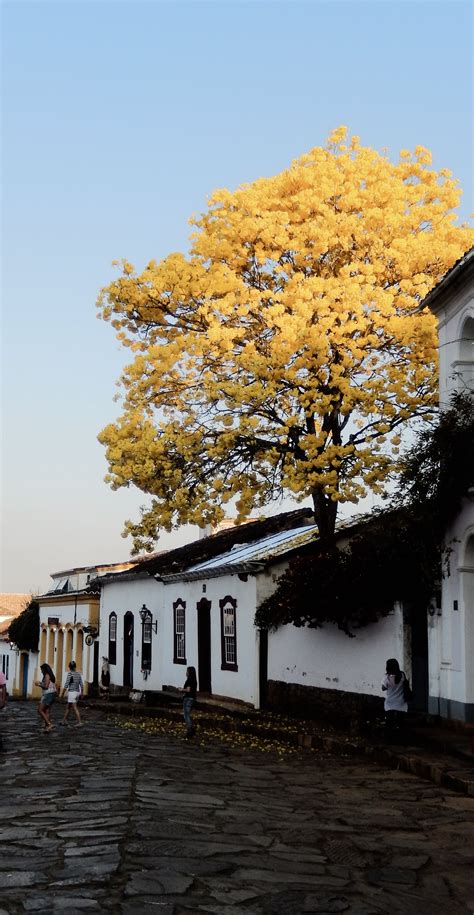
[60,660,84,727]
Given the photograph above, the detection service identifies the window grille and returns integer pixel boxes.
[220,596,238,671]
[173,599,186,664]
[109,612,117,665]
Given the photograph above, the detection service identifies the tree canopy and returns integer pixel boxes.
[255,393,474,635]
[98,128,473,552]
[8,600,40,652]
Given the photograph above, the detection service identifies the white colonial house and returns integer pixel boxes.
[10,561,136,699]
[98,510,314,703]
[422,247,474,723]
[97,509,416,719]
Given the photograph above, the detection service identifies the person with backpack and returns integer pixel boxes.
[59,660,84,728]
[382,658,411,740]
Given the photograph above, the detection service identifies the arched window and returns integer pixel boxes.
[108,613,117,665]
[220,595,238,672]
[454,316,474,394]
[140,609,152,672]
[173,599,186,664]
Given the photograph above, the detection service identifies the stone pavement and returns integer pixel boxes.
[1,703,473,914]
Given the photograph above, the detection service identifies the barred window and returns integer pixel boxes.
[141,610,152,671]
[108,613,117,665]
[220,596,238,671]
[173,599,186,664]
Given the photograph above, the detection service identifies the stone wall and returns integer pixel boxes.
[266,679,384,728]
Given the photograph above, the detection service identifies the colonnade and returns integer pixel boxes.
[37,623,91,695]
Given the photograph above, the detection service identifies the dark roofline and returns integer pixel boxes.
[158,512,374,584]
[39,587,100,601]
[98,508,314,584]
[421,247,474,313]
[161,560,266,583]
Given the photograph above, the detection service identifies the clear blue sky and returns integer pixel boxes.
[2,0,473,593]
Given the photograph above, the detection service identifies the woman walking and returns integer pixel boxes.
[182,666,197,739]
[35,663,57,732]
[60,660,84,727]
[381,658,408,740]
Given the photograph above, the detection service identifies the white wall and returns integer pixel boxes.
[99,573,260,704]
[161,575,259,705]
[99,577,163,691]
[428,498,474,717]
[427,268,474,721]
[433,286,473,408]
[268,606,405,697]
[0,639,18,693]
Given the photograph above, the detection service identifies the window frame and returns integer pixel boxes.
[220,595,238,672]
[108,612,117,665]
[173,598,187,665]
[140,610,153,672]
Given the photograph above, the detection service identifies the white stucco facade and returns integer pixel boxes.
[424,248,474,722]
[98,571,261,706]
[99,576,162,692]
[0,638,19,694]
[268,606,405,698]
[161,574,259,705]
[427,498,474,720]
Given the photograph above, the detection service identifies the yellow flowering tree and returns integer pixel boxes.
[98,128,473,551]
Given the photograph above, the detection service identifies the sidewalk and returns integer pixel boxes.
[85,692,474,797]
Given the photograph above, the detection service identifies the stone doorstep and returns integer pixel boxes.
[84,699,474,797]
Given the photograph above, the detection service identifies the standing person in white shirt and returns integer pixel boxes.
[382,658,408,739]
[60,660,84,728]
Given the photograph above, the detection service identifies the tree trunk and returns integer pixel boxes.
[311,489,338,547]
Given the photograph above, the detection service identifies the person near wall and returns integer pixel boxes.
[381,658,408,740]
[99,657,110,700]
[0,671,7,710]
[60,660,84,728]
[0,671,7,751]
[182,666,197,739]
[35,663,57,732]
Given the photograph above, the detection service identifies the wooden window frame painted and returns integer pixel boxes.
[141,610,152,672]
[108,612,117,665]
[173,598,186,665]
[220,595,238,672]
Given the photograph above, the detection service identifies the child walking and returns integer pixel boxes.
[182,666,197,739]
[60,660,84,727]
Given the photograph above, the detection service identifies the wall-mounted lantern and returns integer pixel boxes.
[139,605,155,673]
[139,605,157,634]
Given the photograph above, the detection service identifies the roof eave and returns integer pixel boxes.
[159,560,266,583]
[421,248,474,314]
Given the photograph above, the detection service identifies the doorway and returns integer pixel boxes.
[258,629,268,709]
[197,598,212,693]
[21,654,29,697]
[123,612,134,688]
[93,640,99,688]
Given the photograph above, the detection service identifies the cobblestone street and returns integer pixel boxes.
[1,703,473,914]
